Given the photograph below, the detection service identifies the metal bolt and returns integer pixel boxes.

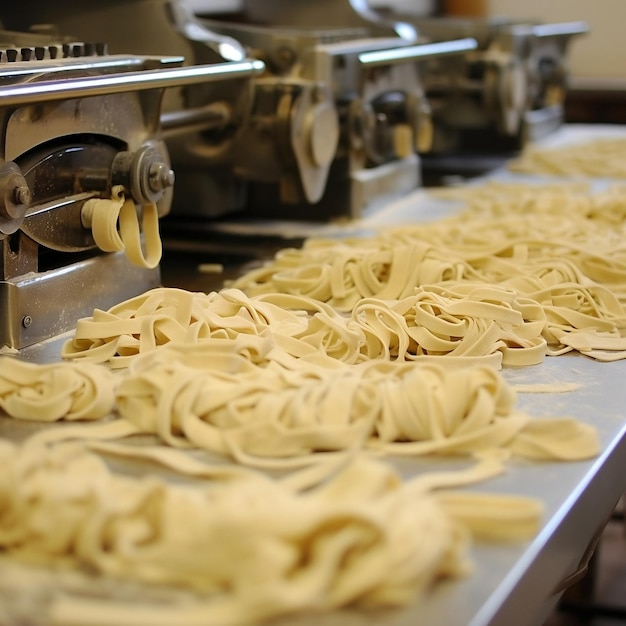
[273,45,296,72]
[0,163,30,231]
[148,162,175,192]
[13,185,31,207]
[22,315,32,328]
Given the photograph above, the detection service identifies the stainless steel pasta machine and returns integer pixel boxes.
[0,27,263,349]
[400,15,588,153]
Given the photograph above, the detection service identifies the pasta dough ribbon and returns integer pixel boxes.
[82,185,162,269]
[0,440,543,626]
[0,357,114,421]
[108,344,600,466]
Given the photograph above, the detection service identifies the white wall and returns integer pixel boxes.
[488,0,625,81]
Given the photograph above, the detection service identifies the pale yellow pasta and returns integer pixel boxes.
[60,278,626,368]
[63,182,626,367]
[82,185,162,269]
[61,287,308,368]
[256,286,544,367]
[432,180,588,208]
[61,284,550,369]
[0,357,115,421]
[0,179,617,626]
[105,341,597,467]
[431,182,626,240]
[229,185,626,362]
[8,336,599,469]
[508,138,626,178]
[0,439,542,626]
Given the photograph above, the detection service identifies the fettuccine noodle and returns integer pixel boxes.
[508,138,626,178]
[0,180,616,626]
[8,336,600,469]
[111,342,599,466]
[227,186,626,362]
[82,185,162,269]
[0,439,542,626]
[0,358,115,422]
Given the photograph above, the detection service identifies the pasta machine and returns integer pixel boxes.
[0,27,263,349]
[192,0,477,218]
[1,0,476,219]
[400,16,588,153]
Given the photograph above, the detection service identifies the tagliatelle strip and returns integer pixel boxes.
[232,218,626,309]
[60,277,624,368]
[104,342,598,468]
[62,186,626,366]
[7,336,600,469]
[429,182,626,237]
[60,288,309,369]
[227,185,626,362]
[0,439,543,626]
[255,287,542,367]
[60,284,545,369]
[0,183,611,625]
[0,357,115,421]
[82,185,162,269]
[66,183,626,370]
[508,138,626,178]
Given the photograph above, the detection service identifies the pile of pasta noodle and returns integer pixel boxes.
[222,185,626,363]
[508,138,626,178]
[0,358,115,422]
[0,343,600,470]
[0,439,541,626]
[60,284,549,369]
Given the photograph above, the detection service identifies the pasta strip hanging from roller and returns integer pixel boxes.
[82,185,162,269]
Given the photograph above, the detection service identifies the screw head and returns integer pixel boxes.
[148,162,175,192]
[0,163,30,232]
[13,184,31,206]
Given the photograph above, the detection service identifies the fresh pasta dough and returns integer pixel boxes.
[110,341,599,467]
[17,337,597,470]
[0,358,115,422]
[227,186,626,362]
[82,185,162,269]
[508,138,626,178]
[62,183,626,366]
[0,179,613,625]
[0,439,542,626]
[61,284,550,368]
[60,272,626,368]
[60,287,309,369]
